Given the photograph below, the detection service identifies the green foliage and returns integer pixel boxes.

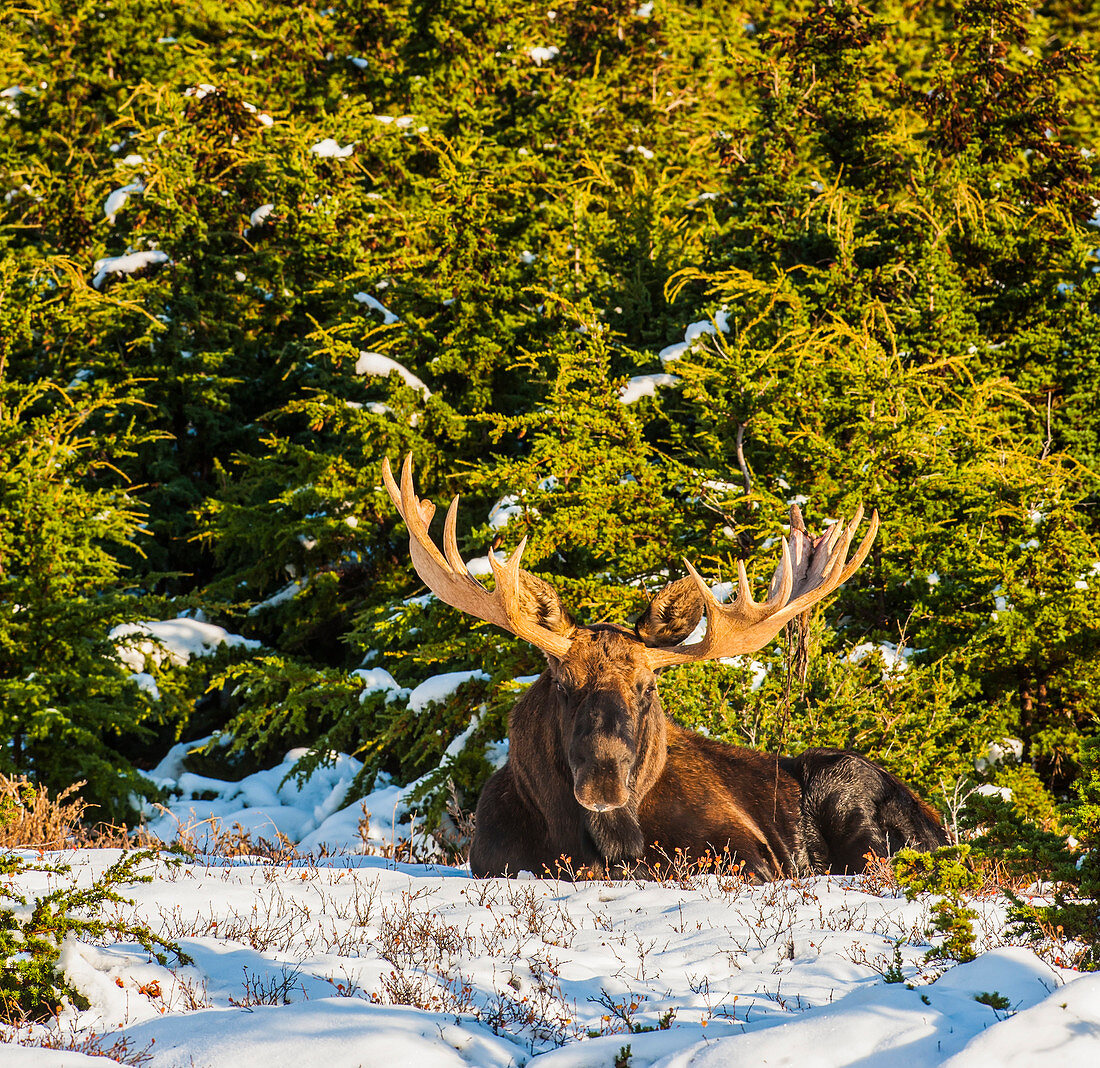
[0,255,177,817]
[974,990,1011,1013]
[880,941,906,984]
[1001,736,1100,970]
[0,850,189,1023]
[893,845,982,963]
[0,0,1097,862]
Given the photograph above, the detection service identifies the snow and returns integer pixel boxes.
[1,1044,127,1066]
[2,85,25,117]
[630,949,1073,1068]
[488,494,523,529]
[310,138,355,158]
[109,618,261,673]
[658,309,729,364]
[249,579,307,614]
[620,373,681,404]
[684,314,727,341]
[355,350,431,397]
[5,849,1096,1067]
[116,1000,525,1068]
[249,203,274,228]
[659,341,690,363]
[131,671,161,699]
[1072,562,1098,590]
[940,967,1100,1067]
[701,477,742,495]
[103,179,144,223]
[352,666,403,700]
[406,670,489,713]
[975,738,1024,773]
[135,667,493,845]
[353,290,400,323]
[845,640,912,675]
[91,249,168,289]
[528,45,560,65]
[465,551,507,577]
[141,746,368,850]
[731,656,769,692]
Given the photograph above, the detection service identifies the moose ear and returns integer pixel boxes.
[634,576,705,648]
[518,571,576,638]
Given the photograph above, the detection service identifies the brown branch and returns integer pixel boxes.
[735,422,752,496]
[1040,390,1053,461]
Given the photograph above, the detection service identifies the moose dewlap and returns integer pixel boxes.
[383,456,947,880]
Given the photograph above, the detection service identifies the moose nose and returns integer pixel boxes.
[573,763,630,812]
[575,797,625,813]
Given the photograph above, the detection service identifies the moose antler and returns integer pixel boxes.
[382,456,574,659]
[384,455,877,670]
[642,504,879,671]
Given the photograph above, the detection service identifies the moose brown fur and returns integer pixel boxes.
[384,457,947,880]
[469,621,947,879]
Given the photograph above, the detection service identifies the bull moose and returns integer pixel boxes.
[383,457,947,880]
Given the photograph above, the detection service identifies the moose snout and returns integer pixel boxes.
[572,761,631,812]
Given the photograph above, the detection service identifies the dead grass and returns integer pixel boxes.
[0,774,142,850]
[0,775,88,848]
[0,1026,154,1065]
[161,810,301,863]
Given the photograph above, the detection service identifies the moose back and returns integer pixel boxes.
[384,457,947,879]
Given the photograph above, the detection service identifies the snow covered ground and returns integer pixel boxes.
[4,831,1099,1065]
[3,618,1088,1063]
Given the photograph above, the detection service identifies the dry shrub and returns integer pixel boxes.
[855,848,1022,899]
[0,775,88,848]
[157,810,301,862]
[356,805,448,865]
[854,852,901,895]
[0,1026,153,1065]
[0,774,151,850]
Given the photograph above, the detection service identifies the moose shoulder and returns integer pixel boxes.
[383,457,947,880]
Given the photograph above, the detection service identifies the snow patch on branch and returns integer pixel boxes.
[92,249,168,289]
[845,640,913,674]
[659,308,731,364]
[407,670,490,713]
[353,291,400,324]
[110,618,261,672]
[104,180,144,223]
[311,138,355,158]
[355,351,430,397]
[619,373,681,404]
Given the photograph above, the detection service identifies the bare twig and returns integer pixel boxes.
[735,422,752,496]
[1039,390,1053,461]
